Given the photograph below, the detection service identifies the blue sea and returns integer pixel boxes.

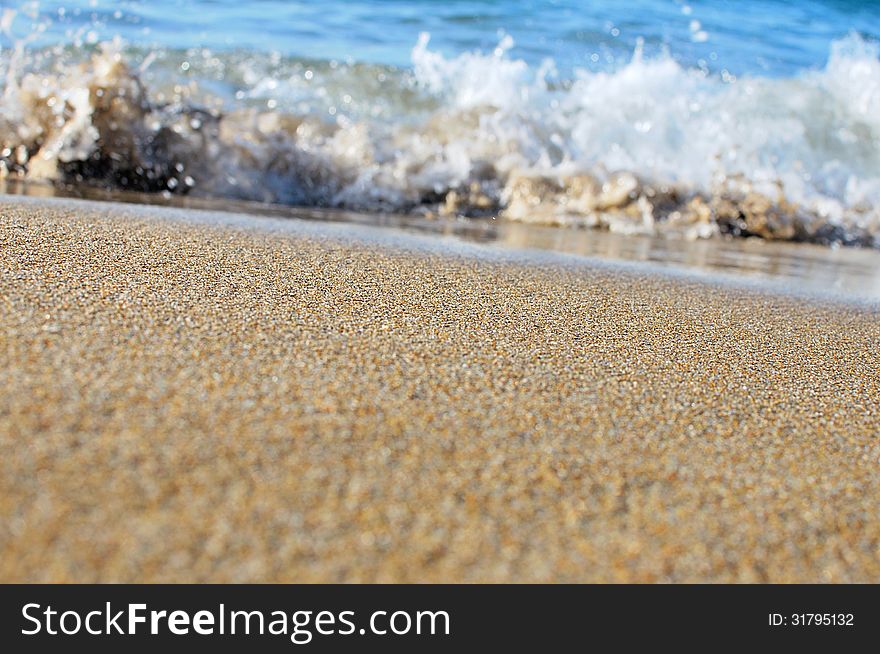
[10,0,880,76]
[2,0,880,246]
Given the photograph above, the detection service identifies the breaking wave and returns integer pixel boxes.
[2,24,880,246]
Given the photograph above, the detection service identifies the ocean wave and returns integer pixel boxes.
[1,29,880,246]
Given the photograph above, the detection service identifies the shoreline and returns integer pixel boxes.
[1,196,879,582]
[5,189,880,305]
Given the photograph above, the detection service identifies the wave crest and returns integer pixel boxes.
[1,33,879,246]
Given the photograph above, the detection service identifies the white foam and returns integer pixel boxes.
[411,32,880,220]
[1,29,879,245]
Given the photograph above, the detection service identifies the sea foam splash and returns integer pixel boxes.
[2,25,880,246]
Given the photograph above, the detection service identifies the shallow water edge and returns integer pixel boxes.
[4,181,880,304]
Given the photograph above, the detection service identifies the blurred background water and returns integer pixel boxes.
[2,0,880,257]
[7,0,880,77]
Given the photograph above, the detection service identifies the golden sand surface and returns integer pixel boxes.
[1,197,879,583]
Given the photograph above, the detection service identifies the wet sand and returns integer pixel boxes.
[1,196,879,582]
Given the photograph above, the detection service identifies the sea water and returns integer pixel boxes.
[2,0,880,247]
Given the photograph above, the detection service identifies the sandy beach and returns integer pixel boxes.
[1,196,879,583]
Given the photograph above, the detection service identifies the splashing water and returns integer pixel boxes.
[2,1,880,246]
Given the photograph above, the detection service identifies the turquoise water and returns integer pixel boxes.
[10,0,880,76]
[1,1,880,246]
